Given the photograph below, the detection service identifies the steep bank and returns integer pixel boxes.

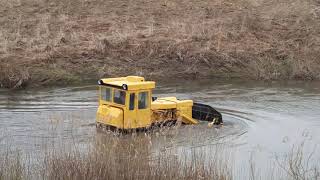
[0,0,319,88]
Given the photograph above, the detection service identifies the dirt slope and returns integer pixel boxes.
[0,0,319,88]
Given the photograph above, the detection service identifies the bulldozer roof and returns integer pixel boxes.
[98,76,155,91]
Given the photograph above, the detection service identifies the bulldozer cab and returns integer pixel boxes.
[97,76,155,129]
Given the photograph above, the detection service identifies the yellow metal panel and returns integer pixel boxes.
[151,97,193,110]
[100,76,155,90]
[97,105,124,128]
[151,100,177,110]
[179,113,199,124]
[126,82,155,90]
[100,76,144,83]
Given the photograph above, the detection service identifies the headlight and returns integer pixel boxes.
[122,84,128,90]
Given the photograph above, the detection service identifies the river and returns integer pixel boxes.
[0,79,319,179]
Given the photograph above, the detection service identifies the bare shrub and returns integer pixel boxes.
[0,63,30,89]
[275,143,320,180]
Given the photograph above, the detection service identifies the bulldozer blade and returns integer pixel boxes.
[192,103,223,125]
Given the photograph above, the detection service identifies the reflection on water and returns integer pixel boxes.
[0,80,320,178]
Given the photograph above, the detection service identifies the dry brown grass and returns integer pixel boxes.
[0,63,30,88]
[0,0,319,88]
[0,129,319,180]
[0,132,232,180]
[0,151,26,180]
[40,136,231,180]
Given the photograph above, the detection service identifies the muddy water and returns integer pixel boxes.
[0,80,320,178]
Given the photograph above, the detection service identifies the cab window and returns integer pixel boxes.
[138,92,148,109]
[113,89,126,105]
[101,87,111,102]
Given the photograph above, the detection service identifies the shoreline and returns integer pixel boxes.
[0,58,319,89]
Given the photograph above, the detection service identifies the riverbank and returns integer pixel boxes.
[1,0,319,88]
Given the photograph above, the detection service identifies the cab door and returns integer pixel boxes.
[136,90,152,128]
[124,91,137,129]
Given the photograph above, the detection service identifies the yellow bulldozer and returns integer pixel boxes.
[96,76,222,130]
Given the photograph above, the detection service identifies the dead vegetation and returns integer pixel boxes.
[275,143,320,180]
[42,136,230,180]
[0,132,232,180]
[0,63,30,88]
[1,131,319,180]
[0,0,319,88]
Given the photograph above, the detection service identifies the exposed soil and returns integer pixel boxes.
[0,0,319,88]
